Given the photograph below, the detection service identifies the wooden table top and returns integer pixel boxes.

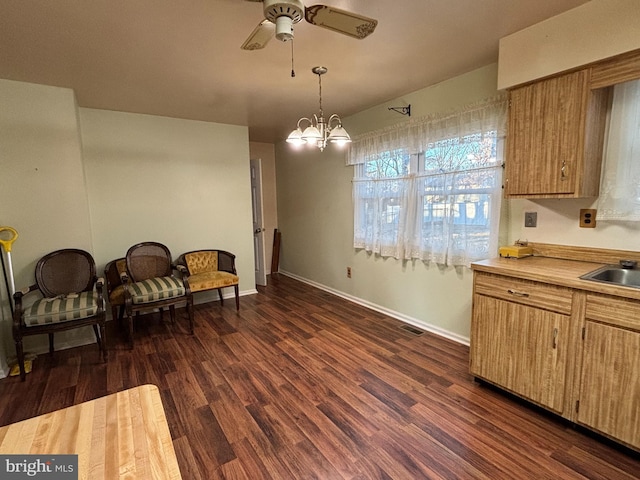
[0,384,182,480]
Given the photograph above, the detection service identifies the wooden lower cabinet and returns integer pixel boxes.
[471,272,640,451]
[471,295,569,413]
[576,295,640,450]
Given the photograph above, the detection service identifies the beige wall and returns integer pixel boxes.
[498,0,640,89]
[276,65,501,344]
[80,108,255,290]
[249,142,278,274]
[0,80,256,376]
[507,198,640,250]
[0,79,94,371]
[275,59,640,343]
[275,1,640,344]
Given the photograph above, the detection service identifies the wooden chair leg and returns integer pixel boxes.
[99,322,108,362]
[234,284,240,310]
[92,324,102,348]
[218,288,224,305]
[15,338,26,381]
[128,315,134,349]
[48,333,54,354]
[187,299,194,335]
[92,323,108,362]
[169,305,176,324]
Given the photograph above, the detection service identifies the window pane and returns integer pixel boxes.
[362,149,410,179]
[423,132,499,173]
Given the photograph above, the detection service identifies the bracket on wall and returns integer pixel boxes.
[388,104,411,117]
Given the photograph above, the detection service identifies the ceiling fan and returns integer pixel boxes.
[241,0,378,50]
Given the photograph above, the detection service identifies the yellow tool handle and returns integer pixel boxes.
[0,226,18,253]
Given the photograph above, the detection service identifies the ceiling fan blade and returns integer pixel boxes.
[304,5,377,39]
[241,20,276,50]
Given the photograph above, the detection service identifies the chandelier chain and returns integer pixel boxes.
[318,72,323,116]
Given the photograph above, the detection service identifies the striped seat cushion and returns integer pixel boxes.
[129,276,185,304]
[23,291,100,326]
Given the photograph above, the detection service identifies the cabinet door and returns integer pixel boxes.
[470,295,569,412]
[505,70,587,196]
[578,321,640,449]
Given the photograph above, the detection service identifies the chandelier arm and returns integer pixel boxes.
[327,113,343,130]
[296,117,313,129]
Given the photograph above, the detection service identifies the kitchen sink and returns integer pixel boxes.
[581,263,640,288]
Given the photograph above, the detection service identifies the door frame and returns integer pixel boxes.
[250,158,267,286]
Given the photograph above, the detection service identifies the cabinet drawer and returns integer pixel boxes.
[585,293,640,332]
[474,273,572,314]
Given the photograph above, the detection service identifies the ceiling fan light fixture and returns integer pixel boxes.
[241,1,377,51]
[275,16,294,42]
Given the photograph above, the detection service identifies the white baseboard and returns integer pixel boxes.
[278,270,470,346]
[191,288,258,306]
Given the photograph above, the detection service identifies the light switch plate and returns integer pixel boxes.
[524,211,537,228]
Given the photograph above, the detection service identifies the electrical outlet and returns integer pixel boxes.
[524,211,537,228]
[580,209,597,228]
[347,267,352,278]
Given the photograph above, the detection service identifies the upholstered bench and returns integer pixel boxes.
[177,250,240,310]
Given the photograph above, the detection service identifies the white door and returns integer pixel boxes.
[250,159,267,286]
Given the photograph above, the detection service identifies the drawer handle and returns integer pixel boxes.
[507,289,530,297]
[552,328,558,349]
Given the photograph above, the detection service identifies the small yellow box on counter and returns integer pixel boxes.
[499,245,533,258]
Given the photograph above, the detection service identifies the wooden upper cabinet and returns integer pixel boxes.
[504,69,611,198]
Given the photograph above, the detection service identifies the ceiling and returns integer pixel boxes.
[0,0,589,144]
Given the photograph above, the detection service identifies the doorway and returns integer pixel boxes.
[250,159,267,286]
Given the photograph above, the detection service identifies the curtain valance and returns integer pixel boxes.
[347,94,508,165]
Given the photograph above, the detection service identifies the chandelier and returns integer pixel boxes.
[286,66,351,151]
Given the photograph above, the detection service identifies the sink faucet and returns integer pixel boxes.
[620,259,638,269]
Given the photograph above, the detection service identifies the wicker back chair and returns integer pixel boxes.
[12,249,107,381]
[122,242,193,347]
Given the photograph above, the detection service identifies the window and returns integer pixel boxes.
[598,79,640,221]
[350,96,507,267]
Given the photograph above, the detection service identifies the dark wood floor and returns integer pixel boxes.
[1,274,638,479]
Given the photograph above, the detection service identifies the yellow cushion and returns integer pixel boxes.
[189,271,239,293]
[185,251,218,275]
[115,258,127,276]
[109,284,125,306]
[108,259,128,306]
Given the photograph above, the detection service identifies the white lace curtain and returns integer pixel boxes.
[347,95,507,166]
[598,79,640,221]
[351,95,507,267]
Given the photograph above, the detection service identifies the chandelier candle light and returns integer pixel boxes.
[286,66,351,151]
